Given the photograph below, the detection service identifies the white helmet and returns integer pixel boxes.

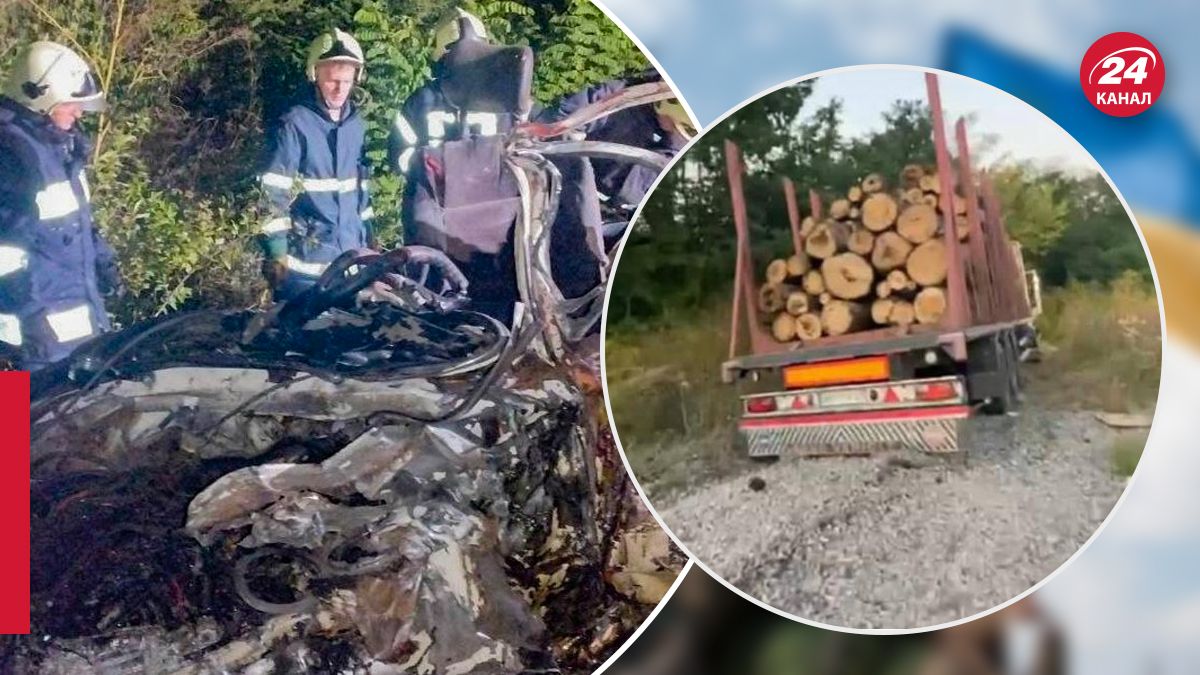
[305,29,366,83]
[5,41,106,114]
[432,9,488,61]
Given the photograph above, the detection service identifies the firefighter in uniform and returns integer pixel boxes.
[386,8,515,176]
[0,42,119,370]
[258,29,374,300]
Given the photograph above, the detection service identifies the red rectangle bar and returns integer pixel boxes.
[0,371,29,634]
[739,405,970,429]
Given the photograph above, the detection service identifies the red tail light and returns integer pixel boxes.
[746,397,777,414]
[917,382,957,401]
[791,394,810,410]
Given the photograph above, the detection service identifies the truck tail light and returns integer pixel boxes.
[917,382,957,401]
[746,397,777,414]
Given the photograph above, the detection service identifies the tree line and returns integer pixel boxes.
[609,81,1150,330]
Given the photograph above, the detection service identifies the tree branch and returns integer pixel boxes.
[20,0,95,64]
[93,0,125,159]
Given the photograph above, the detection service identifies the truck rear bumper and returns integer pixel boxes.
[739,405,970,457]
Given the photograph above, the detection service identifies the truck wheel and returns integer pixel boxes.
[981,332,1021,415]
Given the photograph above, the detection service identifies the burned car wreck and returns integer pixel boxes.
[10,82,683,673]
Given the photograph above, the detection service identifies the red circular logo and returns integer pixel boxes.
[1080,32,1164,117]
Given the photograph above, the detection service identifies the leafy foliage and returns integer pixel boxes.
[613,91,936,327]
[991,163,1070,262]
[1037,174,1150,286]
[533,0,646,103]
[1,0,649,323]
[610,84,1150,332]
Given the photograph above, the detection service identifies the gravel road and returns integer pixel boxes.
[654,411,1129,629]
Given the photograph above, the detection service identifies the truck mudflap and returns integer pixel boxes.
[739,405,971,457]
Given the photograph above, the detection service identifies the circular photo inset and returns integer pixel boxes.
[603,66,1162,631]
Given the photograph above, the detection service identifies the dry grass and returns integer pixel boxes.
[1109,431,1148,478]
[605,303,738,447]
[605,303,754,490]
[1026,273,1162,413]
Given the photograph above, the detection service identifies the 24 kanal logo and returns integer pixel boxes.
[1080,32,1165,117]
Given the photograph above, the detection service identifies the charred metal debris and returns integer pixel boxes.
[12,246,683,674]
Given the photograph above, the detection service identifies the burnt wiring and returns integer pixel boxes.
[17,84,685,673]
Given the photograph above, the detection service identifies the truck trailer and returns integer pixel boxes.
[723,73,1039,458]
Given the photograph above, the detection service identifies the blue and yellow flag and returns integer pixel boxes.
[943,29,1200,346]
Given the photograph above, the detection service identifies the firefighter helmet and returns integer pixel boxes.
[5,41,106,114]
[306,29,366,83]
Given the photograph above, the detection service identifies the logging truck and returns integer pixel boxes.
[721,74,1040,458]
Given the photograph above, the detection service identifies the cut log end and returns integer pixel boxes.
[862,173,886,194]
[847,228,875,256]
[822,252,875,300]
[906,239,949,287]
[897,204,939,244]
[830,198,851,220]
[757,284,776,313]
[802,270,825,296]
[772,312,797,342]
[757,283,783,313]
[901,164,925,188]
[875,280,892,299]
[870,231,914,272]
[822,300,871,336]
[871,298,894,325]
[915,286,947,325]
[785,291,812,316]
[918,174,941,193]
[847,185,864,203]
[886,269,916,293]
[889,300,915,327]
[765,258,790,285]
[800,216,817,237]
[786,254,810,278]
[862,193,899,232]
[805,221,850,259]
[796,313,823,340]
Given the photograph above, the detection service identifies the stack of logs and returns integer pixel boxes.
[759,165,982,342]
